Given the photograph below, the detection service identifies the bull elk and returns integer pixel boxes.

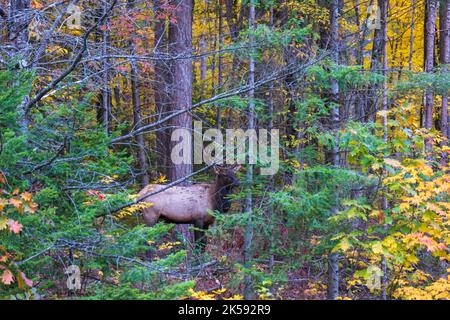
[137,165,241,246]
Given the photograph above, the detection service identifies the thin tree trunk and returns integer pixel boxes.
[153,0,171,177]
[199,13,207,98]
[131,61,149,186]
[408,0,416,72]
[243,0,256,300]
[379,0,389,300]
[10,0,31,134]
[217,0,223,128]
[268,3,275,273]
[369,0,385,123]
[128,0,149,186]
[327,0,340,300]
[101,2,111,135]
[440,0,450,159]
[424,0,438,151]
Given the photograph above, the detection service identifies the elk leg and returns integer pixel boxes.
[142,210,160,260]
[194,221,207,249]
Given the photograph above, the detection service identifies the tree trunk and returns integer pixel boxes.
[10,0,31,134]
[243,0,256,300]
[423,0,438,151]
[440,0,450,156]
[128,0,149,186]
[217,1,223,128]
[327,0,340,301]
[168,0,193,182]
[168,0,194,243]
[379,0,389,300]
[101,1,111,135]
[131,61,149,186]
[9,0,30,53]
[153,0,171,177]
[369,0,385,123]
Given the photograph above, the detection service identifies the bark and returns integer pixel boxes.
[168,0,194,243]
[168,0,193,182]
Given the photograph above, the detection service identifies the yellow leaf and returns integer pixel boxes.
[0,217,8,230]
[371,242,383,255]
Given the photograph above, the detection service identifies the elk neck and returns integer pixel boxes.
[212,176,235,213]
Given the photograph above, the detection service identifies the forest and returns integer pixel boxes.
[1,0,450,301]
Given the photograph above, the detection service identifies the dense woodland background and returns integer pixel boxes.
[1,0,450,300]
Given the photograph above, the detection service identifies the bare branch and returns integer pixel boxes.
[24,0,118,114]
[110,53,329,144]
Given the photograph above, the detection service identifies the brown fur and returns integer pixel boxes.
[137,165,241,244]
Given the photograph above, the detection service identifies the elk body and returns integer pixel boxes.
[137,165,241,245]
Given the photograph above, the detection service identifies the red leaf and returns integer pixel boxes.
[9,198,22,209]
[86,190,106,201]
[1,269,14,285]
[7,220,23,234]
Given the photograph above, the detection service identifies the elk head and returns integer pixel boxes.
[213,164,241,187]
[213,164,242,213]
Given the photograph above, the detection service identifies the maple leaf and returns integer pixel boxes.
[0,217,7,230]
[31,0,44,9]
[21,192,33,202]
[27,201,38,214]
[0,198,7,211]
[0,253,9,263]
[9,198,22,209]
[1,269,14,285]
[7,220,23,234]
